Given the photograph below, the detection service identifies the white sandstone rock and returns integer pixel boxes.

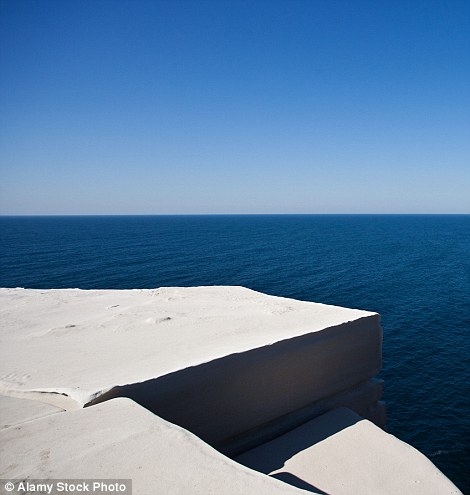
[236,407,462,495]
[0,395,64,430]
[0,286,382,446]
[0,398,312,495]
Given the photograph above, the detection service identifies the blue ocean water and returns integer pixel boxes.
[1,215,469,492]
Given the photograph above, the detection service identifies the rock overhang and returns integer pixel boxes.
[0,286,380,402]
[0,286,461,494]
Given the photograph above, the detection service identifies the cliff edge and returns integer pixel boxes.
[0,287,461,494]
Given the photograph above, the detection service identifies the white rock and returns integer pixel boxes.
[0,286,382,446]
[220,378,384,456]
[0,398,313,495]
[0,395,64,430]
[0,287,460,494]
[236,407,462,495]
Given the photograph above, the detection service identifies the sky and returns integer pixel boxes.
[0,0,469,214]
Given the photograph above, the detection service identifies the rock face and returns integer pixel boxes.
[0,287,462,494]
[0,286,383,449]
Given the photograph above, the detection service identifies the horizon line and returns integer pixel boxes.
[1,213,469,217]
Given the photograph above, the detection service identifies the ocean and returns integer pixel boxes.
[1,214,469,492]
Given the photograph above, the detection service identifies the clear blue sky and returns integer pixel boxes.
[1,0,469,214]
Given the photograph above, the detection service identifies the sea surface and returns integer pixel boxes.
[1,214,469,492]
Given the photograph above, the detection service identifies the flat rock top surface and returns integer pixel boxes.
[236,407,461,495]
[0,286,375,404]
[0,397,310,495]
[0,396,64,430]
